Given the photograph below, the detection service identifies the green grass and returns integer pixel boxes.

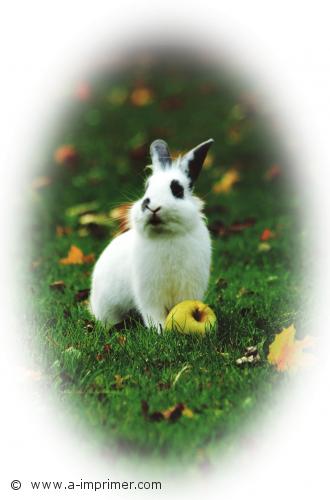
[26,59,305,469]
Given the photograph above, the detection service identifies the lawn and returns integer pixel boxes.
[27,56,304,469]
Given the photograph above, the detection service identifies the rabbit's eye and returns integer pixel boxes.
[170,180,184,199]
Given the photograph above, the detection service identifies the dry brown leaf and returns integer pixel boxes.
[130,86,154,106]
[267,324,315,372]
[59,245,94,265]
[54,145,78,166]
[212,168,240,193]
[49,280,66,292]
[56,225,72,237]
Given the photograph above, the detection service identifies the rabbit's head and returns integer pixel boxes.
[130,138,213,237]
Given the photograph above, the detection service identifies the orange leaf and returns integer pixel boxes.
[267,324,315,372]
[130,86,154,106]
[54,145,78,166]
[260,228,275,241]
[59,245,94,265]
[212,168,240,193]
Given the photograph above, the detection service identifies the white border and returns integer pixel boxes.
[1,1,330,498]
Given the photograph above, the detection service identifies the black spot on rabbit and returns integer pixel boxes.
[170,180,184,199]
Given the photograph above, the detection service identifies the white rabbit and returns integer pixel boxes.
[90,138,213,332]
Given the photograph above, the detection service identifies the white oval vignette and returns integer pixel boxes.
[1,1,330,499]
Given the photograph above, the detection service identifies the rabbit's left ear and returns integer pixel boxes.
[181,139,214,187]
[150,139,172,170]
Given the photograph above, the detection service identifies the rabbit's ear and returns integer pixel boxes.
[150,139,172,169]
[181,139,214,187]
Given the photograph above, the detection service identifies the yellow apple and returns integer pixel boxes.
[165,300,217,335]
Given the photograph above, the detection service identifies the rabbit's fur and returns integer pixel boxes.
[90,138,213,331]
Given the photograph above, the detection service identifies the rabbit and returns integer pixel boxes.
[90,138,213,332]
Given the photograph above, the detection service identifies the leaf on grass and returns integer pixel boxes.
[54,145,78,166]
[209,218,256,237]
[79,213,112,227]
[212,168,240,193]
[130,86,154,106]
[74,288,90,302]
[267,324,315,372]
[113,374,130,389]
[56,225,72,237]
[141,401,194,422]
[117,335,126,346]
[49,280,66,292]
[258,242,271,252]
[65,201,100,218]
[59,245,94,265]
[260,228,275,241]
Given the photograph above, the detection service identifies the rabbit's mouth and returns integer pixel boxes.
[148,214,163,226]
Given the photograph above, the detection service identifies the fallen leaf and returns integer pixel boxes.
[54,145,78,166]
[59,245,94,265]
[258,242,271,252]
[31,176,52,190]
[56,225,72,237]
[182,406,194,418]
[117,335,126,346]
[260,228,276,241]
[130,86,154,106]
[49,280,66,292]
[113,374,130,389]
[65,201,100,218]
[79,213,112,227]
[74,288,90,302]
[213,168,240,193]
[267,324,315,372]
[141,402,193,422]
[209,218,256,237]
